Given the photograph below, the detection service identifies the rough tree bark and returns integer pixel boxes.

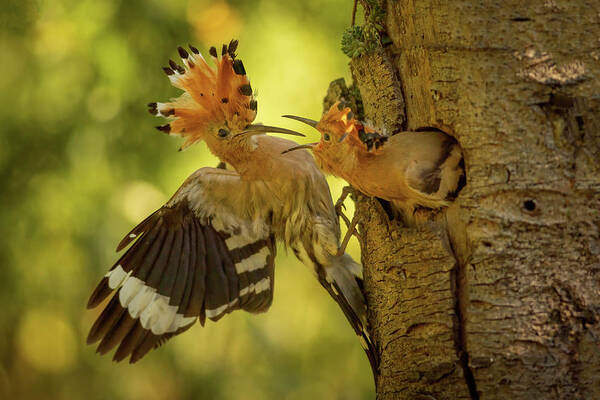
[331,1,600,399]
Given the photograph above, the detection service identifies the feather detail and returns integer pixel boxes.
[318,101,387,154]
[151,40,257,148]
[86,171,277,362]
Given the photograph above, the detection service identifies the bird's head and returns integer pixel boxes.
[149,40,304,163]
[281,101,387,173]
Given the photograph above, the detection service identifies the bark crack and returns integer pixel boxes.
[449,234,480,400]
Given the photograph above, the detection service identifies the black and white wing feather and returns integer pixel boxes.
[87,168,275,363]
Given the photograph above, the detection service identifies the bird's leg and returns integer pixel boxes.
[335,186,354,227]
[337,214,359,256]
[335,186,359,256]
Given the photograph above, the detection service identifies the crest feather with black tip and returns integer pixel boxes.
[319,101,388,154]
[150,40,257,150]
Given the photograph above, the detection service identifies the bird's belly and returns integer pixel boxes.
[253,181,310,246]
[343,169,407,203]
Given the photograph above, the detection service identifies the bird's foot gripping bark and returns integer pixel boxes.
[335,186,359,256]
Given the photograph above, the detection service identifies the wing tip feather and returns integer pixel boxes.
[87,277,111,309]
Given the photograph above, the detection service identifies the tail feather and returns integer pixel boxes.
[292,242,379,381]
[324,256,379,381]
[325,255,365,325]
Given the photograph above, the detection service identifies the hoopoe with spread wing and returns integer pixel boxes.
[282,102,465,226]
[86,41,377,373]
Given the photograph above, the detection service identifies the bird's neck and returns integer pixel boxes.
[315,148,359,180]
[337,145,384,184]
[341,151,361,180]
[219,137,273,180]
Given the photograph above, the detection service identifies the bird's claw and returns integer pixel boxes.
[335,186,354,216]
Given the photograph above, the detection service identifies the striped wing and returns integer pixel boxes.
[87,170,275,363]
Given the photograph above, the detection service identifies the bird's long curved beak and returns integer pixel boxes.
[281,143,318,155]
[281,115,319,128]
[234,124,305,138]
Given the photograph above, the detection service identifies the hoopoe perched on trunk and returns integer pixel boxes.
[86,41,378,374]
[282,101,465,226]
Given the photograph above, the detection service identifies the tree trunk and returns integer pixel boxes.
[336,1,600,398]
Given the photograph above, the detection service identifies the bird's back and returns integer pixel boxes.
[352,131,463,206]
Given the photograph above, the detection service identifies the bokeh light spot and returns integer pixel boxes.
[188,0,242,44]
[120,181,166,223]
[17,309,76,373]
[87,86,121,121]
[117,363,181,400]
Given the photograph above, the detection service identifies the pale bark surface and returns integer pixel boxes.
[336,1,600,398]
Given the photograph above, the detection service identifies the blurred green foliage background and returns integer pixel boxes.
[0,0,372,398]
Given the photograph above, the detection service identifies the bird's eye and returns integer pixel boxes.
[323,133,331,141]
[218,128,230,138]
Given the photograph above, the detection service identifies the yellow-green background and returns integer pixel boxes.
[1,0,371,398]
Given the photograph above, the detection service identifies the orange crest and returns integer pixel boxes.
[318,102,387,153]
[149,40,257,149]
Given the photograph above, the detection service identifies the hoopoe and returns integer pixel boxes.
[86,41,378,374]
[282,101,465,226]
